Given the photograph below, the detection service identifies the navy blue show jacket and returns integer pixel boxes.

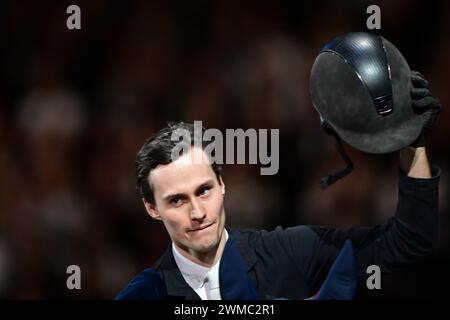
[116,167,440,300]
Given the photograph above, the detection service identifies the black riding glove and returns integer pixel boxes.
[410,70,442,148]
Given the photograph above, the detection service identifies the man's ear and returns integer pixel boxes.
[143,199,162,221]
[219,176,225,196]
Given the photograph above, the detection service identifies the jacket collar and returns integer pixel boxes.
[231,228,258,272]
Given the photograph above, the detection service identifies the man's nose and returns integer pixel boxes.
[190,198,206,220]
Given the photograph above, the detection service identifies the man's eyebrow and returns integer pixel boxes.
[162,179,215,201]
[162,192,185,202]
[195,179,214,192]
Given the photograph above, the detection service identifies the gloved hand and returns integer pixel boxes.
[410,70,442,147]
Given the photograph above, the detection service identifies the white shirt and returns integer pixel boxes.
[172,229,229,300]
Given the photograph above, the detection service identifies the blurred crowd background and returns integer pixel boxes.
[0,0,449,299]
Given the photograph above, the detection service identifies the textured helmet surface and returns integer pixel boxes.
[310,32,422,153]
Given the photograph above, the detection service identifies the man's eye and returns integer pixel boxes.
[199,187,211,196]
[170,197,183,206]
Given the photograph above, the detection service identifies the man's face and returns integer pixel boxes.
[144,147,226,259]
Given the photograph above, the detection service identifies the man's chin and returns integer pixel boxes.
[191,238,220,253]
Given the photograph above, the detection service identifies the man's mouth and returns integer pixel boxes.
[189,222,214,233]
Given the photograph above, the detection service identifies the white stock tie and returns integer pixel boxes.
[205,270,221,300]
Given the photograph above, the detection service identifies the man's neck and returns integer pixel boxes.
[175,230,228,268]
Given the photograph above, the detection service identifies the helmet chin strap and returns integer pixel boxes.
[319,119,355,189]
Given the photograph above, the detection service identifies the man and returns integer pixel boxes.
[116,78,441,300]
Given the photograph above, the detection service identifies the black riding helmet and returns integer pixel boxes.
[309,32,423,188]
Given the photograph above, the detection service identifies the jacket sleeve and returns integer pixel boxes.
[262,166,440,294]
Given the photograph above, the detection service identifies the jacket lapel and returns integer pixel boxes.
[154,247,201,300]
[229,228,259,287]
[219,229,259,299]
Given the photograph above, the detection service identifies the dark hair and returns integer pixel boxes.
[135,121,222,205]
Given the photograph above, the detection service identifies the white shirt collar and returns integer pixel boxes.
[172,229,229,289]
